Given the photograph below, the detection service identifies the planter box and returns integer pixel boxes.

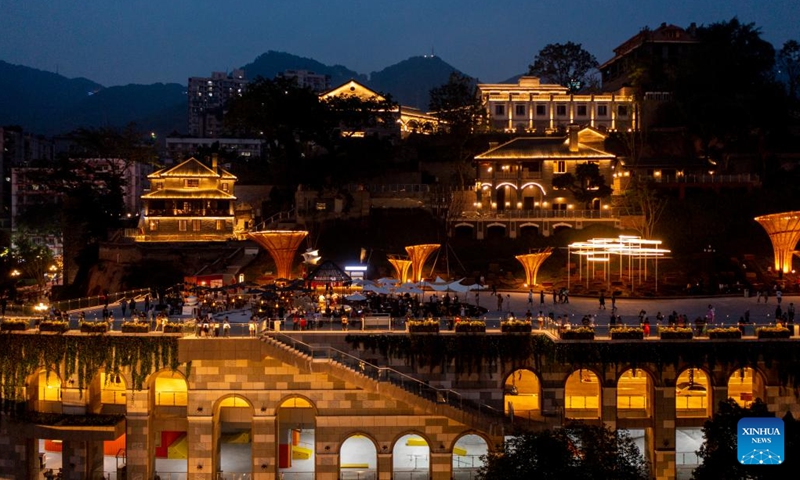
[611,330,644,340]
[455,324,486,333]
[660,330,693,340]
[408,325,440,333]
[708,330,742,339]
[501,323,532,333]
[80,323,108,333]
[163,324,184,333]
[121,323,150,333]
[560,330,595,340]
[1,321,28,331]
[757,329,791,339]
[39,322,69,333]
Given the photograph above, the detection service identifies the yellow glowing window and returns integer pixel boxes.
[179,220,187,232]
[192,219,201,232]
[38,371,61,402]
[101,373,126,405]
[219,396,250,408]
[280,397,312,408]
[149,220,158,232]
[185,179,200,188]
[555,160,566,173]
[155,372,188,406]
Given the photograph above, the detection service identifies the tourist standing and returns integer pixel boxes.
[599,292,606,310]
[540,290,545,307]
[496,294,503,312]
[120,298,128,318]
[527,289,534,307]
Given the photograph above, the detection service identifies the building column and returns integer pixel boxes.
[125,415,151,480]
[252,415,276,479]
[60,440,87,480]
[430,451,452,480]
[712,386,727,417]
[377,452,392,480]
[602,386,617,430]
[315,451,338,480]
[651,386,677,480]
[187,415,214,480]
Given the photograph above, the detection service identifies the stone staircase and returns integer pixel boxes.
[259,332,507,435]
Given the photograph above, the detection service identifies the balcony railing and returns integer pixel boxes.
[456,209,619,220]
[651,173,759,184]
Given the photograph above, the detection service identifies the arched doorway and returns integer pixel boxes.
[393,433,429,478]
[215,395,253,478]
[277,396,316,479]
[617,369,651,418]
[99,372,126,409]
[504,369,541,419]
[565,369,600,419]
[452,434,488,479]
[340,434,377,479]
[152,370,189,478]
[728,367,764,407]
[676,368,711,418]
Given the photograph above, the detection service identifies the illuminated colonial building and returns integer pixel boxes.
[453,126,623,239]
[137,156,237,242]
[478,76,636,133]
[320,80,439,137]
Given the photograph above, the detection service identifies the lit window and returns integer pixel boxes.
[216,220,223,230]
[555,160,567,173]
[179,220,187,232]
[192,220,201,232]
[149,220,158,231]
[185,179,199,188]
[222,183,229,192]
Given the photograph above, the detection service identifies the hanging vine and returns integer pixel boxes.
[0,334,182,406]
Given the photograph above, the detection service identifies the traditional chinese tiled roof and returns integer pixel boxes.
[148,157,237,180]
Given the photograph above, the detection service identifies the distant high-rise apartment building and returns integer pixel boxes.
[187,69,248,138]
[278,69,330,92]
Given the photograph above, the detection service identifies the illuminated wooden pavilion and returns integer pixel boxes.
[755,212,800,274]
[405,244,440,283]
[515,248,553,287]
[138,156,236,242]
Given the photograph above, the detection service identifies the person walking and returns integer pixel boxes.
[540,290,545,307]
[496,294,503,312]
[527,289,534,307]
[506,294,512,313]
[599,292,606,310]
[611,292,617,311]
[120,298,128,318]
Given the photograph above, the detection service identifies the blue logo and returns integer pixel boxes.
[738,417,784,465]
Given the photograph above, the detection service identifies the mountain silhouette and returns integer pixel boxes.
[368,55,468,110]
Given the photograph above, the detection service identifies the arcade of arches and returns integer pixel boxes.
[1,334,797,480]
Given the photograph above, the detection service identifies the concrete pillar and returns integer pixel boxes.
[187,415,214,480]
[86,440,104,479]
[125,415,151,480]
[377,452,392,480]
[712,386,727,417]
[431,451,453,480]
[315,451,338,480]
[251,416,276,479]
[652,386,677,480]
[602,386,617,430]
[60,440,86,480]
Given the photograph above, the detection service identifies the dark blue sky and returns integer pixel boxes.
[1,0,797,86]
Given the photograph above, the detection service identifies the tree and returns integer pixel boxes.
[528,42,598,93]
[479,423,648,480]
[321,92,399,138]
[621,177,667,238]
[428,72,486,136]
[778,40,800,101]
[551,163,613,208]
[9,234,54,293]
[693,399,799,480]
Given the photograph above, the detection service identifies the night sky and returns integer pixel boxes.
[1,0,798,87]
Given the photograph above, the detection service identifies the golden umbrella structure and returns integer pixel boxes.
[755,212,800,274]
[247,230,308,279]
[405,244,440,283]
[515,248,553,287]
[387,255,413,284]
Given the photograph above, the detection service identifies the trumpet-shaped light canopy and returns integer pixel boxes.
[387,256,413,284]
[247,230,308,279]
[405,244,440,283]
[515,248,553,286]
[755,212,800,274]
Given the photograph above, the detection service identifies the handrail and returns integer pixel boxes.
[263,330,505,422]
[52,287,153,314]
[252,208,295,231]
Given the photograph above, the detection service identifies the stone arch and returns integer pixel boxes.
[564,368,601,419]
[392,431,431,479]
[486,223,507,240]
[339,433,378,478]
[676,367,712,418]
[451,432,490,478]
[453,223,475,240]
[277,394,317,478]
[727,367,766,407]
[503,368,542,417]
[98,370,128,407]
[617,368,653,418]
[214,394,255,477]
[31,368,62,410]
[151,369,188,406]
[552,222,573,231]
[519,223,540,238]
